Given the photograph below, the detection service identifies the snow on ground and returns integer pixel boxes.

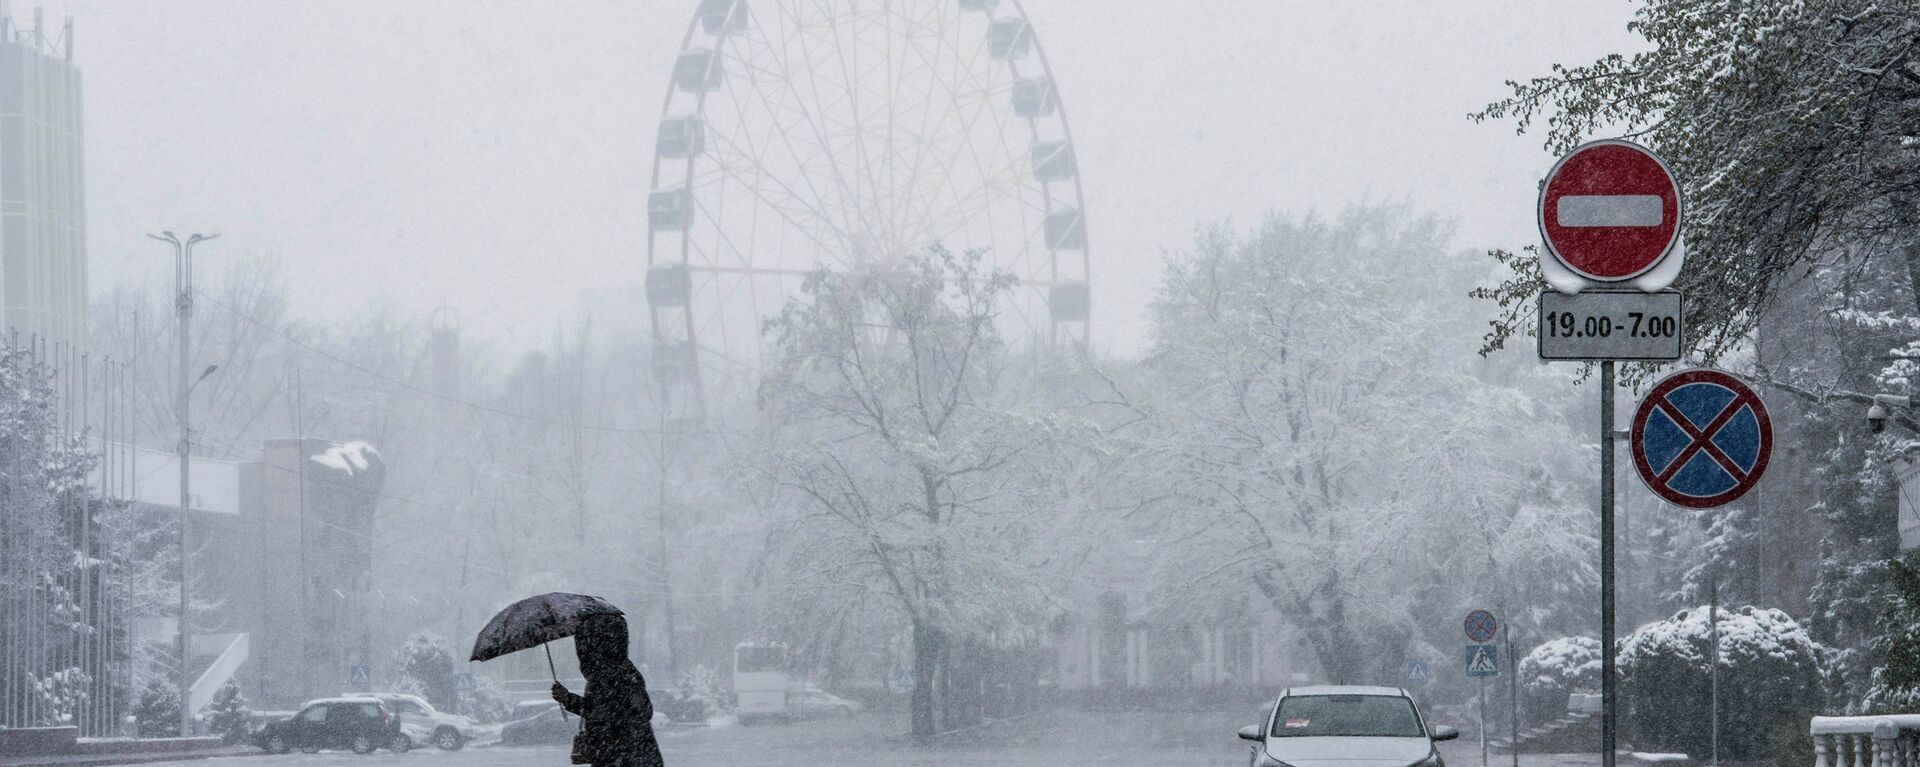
[105,709,1613,767]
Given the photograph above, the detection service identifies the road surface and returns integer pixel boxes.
[120,709,1608,767]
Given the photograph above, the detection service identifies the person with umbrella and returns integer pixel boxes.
[471,593,664,767]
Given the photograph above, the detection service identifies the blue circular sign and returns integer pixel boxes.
[1464,610,1499,643]
[1631,369,1773,509]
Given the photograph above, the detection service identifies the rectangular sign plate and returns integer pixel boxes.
[1537,289,1683,361]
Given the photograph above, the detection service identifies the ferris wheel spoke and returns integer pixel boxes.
[704,134,857,256]
[715,35,864,256]
[782,3,886,257]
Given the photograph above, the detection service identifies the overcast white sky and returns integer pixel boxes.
[52,0,1641,356]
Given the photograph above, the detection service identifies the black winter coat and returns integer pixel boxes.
[556,664,663,767]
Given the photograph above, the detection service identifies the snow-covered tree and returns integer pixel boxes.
[1471,0,1920,364]
[1473,0,1920,708]
[392,631,457,711]
[1140,204,1600,684]
[749,246,1089,739]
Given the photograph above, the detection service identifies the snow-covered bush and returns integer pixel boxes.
[392,631,457,710]
[1517,636,1598,726]
[206,681,250,744]
[132,678,180,738]
[1620,606,1824,760]
[675,664,732,719]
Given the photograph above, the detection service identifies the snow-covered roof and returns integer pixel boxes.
[310,441,380,476]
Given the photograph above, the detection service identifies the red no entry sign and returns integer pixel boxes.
[1538,140,1682,282]
[1630,369,1773,509]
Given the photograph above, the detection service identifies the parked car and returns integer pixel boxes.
[1236,686,1459,767]
[500,699,671,746]
[648,687,714,723]
[500,701,572,746]
[345,692,480,751]
[787,688,863,719]
[252,698,404,755]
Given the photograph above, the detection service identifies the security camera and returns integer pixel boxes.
[1869,404,1889,434]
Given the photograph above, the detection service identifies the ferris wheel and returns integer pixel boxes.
[644,0,1092,422]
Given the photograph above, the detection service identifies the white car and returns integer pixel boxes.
[787,688,863,719]
[347,693,481,751]
[1237,686,1459,767]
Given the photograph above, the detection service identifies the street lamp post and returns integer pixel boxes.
[147,231,217,737]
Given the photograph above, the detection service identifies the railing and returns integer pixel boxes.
[187,633,248,715]
[1812,716,1920,767]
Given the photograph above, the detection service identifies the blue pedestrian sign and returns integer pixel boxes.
[1404,660,1432,688]
[1464,644,1500,678]
[347,664,371,689]
[1631,369,1773,509]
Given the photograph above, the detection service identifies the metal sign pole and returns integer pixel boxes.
[1508,627,1520,767]
[1710,570,1720,767]
[1601,359,1618,767]
[1479,678,1489,767]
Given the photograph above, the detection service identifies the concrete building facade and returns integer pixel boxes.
[0,7,85,348]
[118,438,386,711]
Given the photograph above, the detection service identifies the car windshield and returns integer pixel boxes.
[1270,695,1423,738]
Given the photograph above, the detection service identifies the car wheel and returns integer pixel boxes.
[433,727,465,751]
[390,733,412,753]
[265,734,290,754]
[350,735,377,755]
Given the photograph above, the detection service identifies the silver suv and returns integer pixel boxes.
[345,693,480,751]
[1237,686,1460,767]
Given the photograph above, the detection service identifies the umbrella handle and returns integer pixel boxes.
[547,645,568,721]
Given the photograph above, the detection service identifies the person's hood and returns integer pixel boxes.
[1261,736,1433,767]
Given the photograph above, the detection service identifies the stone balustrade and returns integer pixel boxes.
[1813,716,1920,767]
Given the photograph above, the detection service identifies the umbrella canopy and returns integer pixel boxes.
[470,592,625,662]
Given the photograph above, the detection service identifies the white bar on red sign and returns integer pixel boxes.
[1556,195,1663,227]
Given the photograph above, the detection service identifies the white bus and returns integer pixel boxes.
[732,643,790,724]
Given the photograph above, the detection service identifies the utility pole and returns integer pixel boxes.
[148,230,217,737]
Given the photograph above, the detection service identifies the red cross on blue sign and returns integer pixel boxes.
[1630,369,1773,509]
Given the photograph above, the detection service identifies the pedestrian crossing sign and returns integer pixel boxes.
[1464,644,1500,678]
[1404,660,1432,688]
[347,664,371,689]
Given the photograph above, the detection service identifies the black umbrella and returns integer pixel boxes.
[470,592,625,718]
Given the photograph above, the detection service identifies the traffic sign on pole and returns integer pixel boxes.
[1537,290,1683,361]
[1405,660,1433,689]
[1464,644,1500,677]
[1630,369,1773,509]
[1538,139,1683,283]
[347,665,371,690]
[1464,610,1499,644]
